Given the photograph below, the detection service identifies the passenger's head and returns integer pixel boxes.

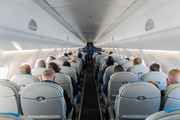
[71,55,76,60]
[114,65,124,72]
[106,59,114,67]
[78,53,82,59]
[107,56,113,61]
[48,62,60,73]
[166,69,180,86]
[150,63,160,71]
[63,61,71,67]
[64,53,68,57]
[129,58,134,61]
[148,81,159,89]
[38,60,46,67]
[109,51,113,55]
[133,57,142,65]
[42,68,56,81]
[19,64,31,74]
[50,56,56,61]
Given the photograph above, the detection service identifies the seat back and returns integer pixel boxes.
[47,59,64,67]
[117,59,127,65]
[161,83,180,110]
[0,80,21,113]
[146,108,180,120]
[61,66,77,83]
[31,67,46,78]
[21,82,66,120]
[103,65,116,84]
[10,74,39,93]
[129,65,149,80]
[0,113,33,120]
[99,59,105,72]
[55,73,73,102]
[108,72,138,104]
[141,72,167,90]
[115,82,160,120]
[69,61,80,76]
[122,61,133,71]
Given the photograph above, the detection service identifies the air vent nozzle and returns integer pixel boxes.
[28,19,37,31]
[145,19,154,31]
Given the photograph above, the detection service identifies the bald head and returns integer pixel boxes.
[19,64,31,74]
[71,55,76,60]
[38,60,46,67]
[167,69,180,86]
[133,57,142,65]
[42,68,56,81]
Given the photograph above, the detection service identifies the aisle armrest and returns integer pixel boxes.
[108,107,115,120]
[67,107,74,120]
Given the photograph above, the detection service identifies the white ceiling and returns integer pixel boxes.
[34,0,149,42]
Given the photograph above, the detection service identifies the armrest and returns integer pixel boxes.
[73,96,77,105]
[104,94,109,106]
[67,107,74,120]
[108,107,115,120]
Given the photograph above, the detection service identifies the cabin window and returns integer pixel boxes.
[35,58,42,68]
[0,65,8,79]
[46,56,50,63]
[142,59,146,66]
[21,60,30,66]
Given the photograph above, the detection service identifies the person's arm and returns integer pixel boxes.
[103,76,111,95]
[70,77,79,96]
[97,70,104,84]
[63,89,72,113]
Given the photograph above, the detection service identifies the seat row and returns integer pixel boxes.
[0,79,74,120]
[107,81,180,120]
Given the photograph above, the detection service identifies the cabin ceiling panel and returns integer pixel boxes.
[34,0,149,42]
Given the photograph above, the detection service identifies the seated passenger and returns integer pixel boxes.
[103,65,124,95]
[150,63,160,71]
[64,53,70,60]
[71,55,76,60]
[161,69,180,98]
[166,69,180,86]
[57,56,67,61]
[10,64,39,91]
[19,64,31,75]
[148,81,159,89]
[98,59,114,85]
[32,60,46,77]
[127,57,142,71]
[78,53,87,70]
[62,61,81,85]
[42,68,72,113]
[48,62,80,98]
[49,56,56,61]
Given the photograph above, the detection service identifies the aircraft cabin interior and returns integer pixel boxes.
[0,0,180,120]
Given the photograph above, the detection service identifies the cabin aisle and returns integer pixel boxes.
[80,62,101,120]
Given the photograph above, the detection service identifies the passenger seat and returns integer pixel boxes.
[129,65,149,80]
[21,82,73,120]
[141,71,167,90]
[0,79,21,113]
[10,74,39,93]
[161,83,180,110]
[146,108,180,120]
[108,82,160,120]
[105,72,138,108]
